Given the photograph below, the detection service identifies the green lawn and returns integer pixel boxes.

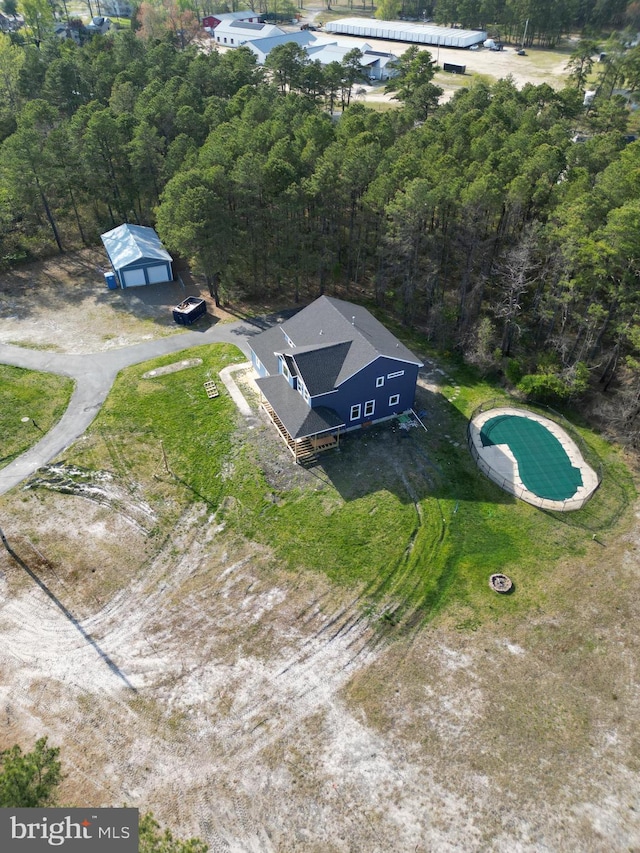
[60,341,635,632]
[0,366,74,469]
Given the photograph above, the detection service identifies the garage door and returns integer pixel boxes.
[146,263,170,284]
[122,268,146,287]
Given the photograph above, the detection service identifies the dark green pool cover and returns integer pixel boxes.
[480,414,583,501]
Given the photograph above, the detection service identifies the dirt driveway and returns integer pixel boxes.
[351,37,570,105]
[0,249,234,354]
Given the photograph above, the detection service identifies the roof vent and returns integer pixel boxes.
[319,329,323,335]
[351,316,355,325]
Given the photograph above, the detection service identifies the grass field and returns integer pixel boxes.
[54,341,636,633]
[0,366,74,469]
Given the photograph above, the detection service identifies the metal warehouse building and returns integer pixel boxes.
[324,18,486,49]
[101,224,174,288]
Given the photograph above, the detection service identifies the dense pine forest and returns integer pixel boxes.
[416,0,634,46]
[1,18,640,443]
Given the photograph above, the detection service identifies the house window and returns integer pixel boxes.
[389,394,400,407]
[387,370,405,379]
[281,359,290,381]
[223,37,227,43]
[350,404,361,421]
[364,400,375,417]
[376,376,384,387]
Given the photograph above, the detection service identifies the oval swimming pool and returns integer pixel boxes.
[480,414,583,501]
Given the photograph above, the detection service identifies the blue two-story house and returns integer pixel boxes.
[249,296,423,462]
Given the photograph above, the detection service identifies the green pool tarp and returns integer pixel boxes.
[480,415,583,501]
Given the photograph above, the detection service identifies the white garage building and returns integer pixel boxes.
[101,224,174,288]
[324,18,486,49]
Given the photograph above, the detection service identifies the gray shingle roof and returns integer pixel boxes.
[255,375,345,439]
[250,297,422,438]
[247,30,317,56]
[287,341,352,396]
[280,296,421,390]
[250,296,422,396]
[249,323,285,376]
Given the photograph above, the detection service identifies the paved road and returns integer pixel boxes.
[0,317,267,496]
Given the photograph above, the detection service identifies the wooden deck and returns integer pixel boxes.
[261,400,339,463]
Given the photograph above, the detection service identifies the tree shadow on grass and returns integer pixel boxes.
[313,386,516,508]
[299,387,521,635]
[0,528,137,693]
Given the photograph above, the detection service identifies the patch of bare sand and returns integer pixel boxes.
[1,479,640,850]
[317,33,570,105]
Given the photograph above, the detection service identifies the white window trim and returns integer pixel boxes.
[387,370,405,379]
[376,376,384,387]
[350,403,361,421]
[333,356,421,389]
[364,400,375,417]
[389,394,400,406]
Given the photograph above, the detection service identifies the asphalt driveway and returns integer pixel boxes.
[0,319,263,495]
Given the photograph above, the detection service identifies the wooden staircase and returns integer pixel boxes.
[261,401,320,464]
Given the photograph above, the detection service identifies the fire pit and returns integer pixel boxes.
[489,573,513,594]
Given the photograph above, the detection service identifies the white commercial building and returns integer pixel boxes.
[324,18,486,49]
[246,30,318,64]
[306,40,398,81]
[213,20,284,48]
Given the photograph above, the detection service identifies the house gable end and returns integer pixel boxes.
[334,352,422,390]
[290,341,352,396]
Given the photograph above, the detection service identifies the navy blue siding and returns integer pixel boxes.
[313,356,419,428]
